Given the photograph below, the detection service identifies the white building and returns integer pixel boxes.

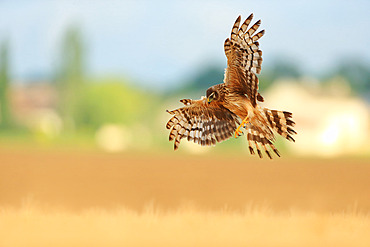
[263,78,370,157]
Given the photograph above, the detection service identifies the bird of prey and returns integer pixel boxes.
[166,14,296,159]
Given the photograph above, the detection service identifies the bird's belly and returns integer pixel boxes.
[227,98,253,119]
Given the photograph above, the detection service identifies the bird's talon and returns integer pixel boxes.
[234,128,243,138]
[234,118,249,138]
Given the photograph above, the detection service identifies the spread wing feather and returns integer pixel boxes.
[166,98,240,150]
[224,14,265,107]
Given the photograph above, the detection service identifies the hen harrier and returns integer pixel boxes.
[166,14,296,159]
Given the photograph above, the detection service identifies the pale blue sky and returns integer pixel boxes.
[0,0,369,89]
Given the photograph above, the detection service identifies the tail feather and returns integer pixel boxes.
[245,108,296,159]
[246,125,279,159]
[263,108,296,142]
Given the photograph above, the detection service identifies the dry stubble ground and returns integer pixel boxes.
[0,147,369,246]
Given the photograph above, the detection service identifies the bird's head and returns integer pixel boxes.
[206,86,220,104]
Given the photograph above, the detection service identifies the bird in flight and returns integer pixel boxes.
[166,14,296,159]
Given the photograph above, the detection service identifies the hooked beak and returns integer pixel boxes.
[207,97,211,104]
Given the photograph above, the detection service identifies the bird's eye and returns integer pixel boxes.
[207,92,215,103]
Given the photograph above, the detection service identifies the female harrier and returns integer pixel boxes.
[166,14,296,159]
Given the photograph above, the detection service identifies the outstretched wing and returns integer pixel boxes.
[166,98,240,150]
[224,14,265,106]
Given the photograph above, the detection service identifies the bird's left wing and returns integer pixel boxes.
[166,98,240,150]
[223,14,265,106]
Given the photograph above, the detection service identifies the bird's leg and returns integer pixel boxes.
[234,117,249,138]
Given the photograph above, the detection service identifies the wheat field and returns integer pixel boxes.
[0,148,369,246]
[1,203,369,247]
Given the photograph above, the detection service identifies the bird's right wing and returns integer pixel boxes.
[166,98,240,150]
[223,14,265,106]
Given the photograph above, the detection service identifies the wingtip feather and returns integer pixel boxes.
[257,149,262,158]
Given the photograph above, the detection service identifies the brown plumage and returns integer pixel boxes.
[166,14,296,158]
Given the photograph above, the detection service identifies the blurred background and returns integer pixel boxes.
[0,1,370,246]
[0,0,369,156]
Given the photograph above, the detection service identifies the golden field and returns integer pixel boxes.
[0,147,369,246]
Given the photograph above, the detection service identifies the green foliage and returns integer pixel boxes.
[259,58,302,92]
[0,39,13,129]
[54,25,162,134]
[73,79,156,130]
[334,59,370,96]
[56,25,85,131]
[174,65,224,98]
[184,65,224,92]
[174,58,303,97]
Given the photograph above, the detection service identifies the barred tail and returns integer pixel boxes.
[246,125,281,159]
[263,108,296,142]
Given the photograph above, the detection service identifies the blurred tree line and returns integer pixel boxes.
[330,58,370,99]
[172,58,303,96]
[0,26,369,139]
[56,26,85,132]
[175,57,370,101]
[54,26,159,134]
[0,39,12,129]
[0,26,160,138]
